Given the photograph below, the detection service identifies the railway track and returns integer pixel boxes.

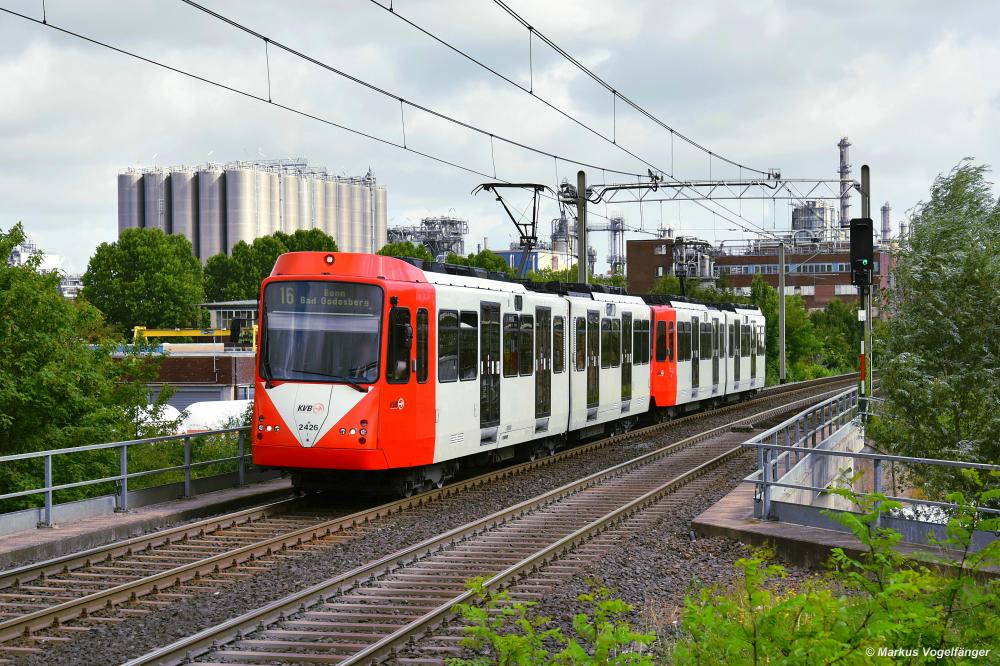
[0,374,852,661]
[123,386,847,666]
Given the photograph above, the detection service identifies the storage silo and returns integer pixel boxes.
[170,168,199,256]
[336,180,351,251]
[198,167,226,260]
[117,170,144,235]
[322,178,338,244]
[143,169,171,233]
[360,182,374,253]
[350,182,366,253]
[374,185,387,252]
[299,174,314,230]
[254,168,274,237]
[281,173,300,233]
[266,170,280,234]
[310,175,326,233]
[226,167,256,254]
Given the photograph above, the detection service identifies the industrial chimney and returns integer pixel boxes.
[838,137,852,225]
[880,202,891,245]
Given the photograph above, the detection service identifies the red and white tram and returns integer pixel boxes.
[252,252,765,494]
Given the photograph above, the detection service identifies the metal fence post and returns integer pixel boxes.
[237,430,246,487]
[183,436,192,498]
[873,457,882,527]
[117,445,128,513]
[762,444,772,520]
[40,455,54,528]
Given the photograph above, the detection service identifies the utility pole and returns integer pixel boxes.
[861,165,873,413]
[576,170,588,284]
[778,240,786,383]
[850,165,874,421]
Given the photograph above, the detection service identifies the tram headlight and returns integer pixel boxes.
[359,428,367,436]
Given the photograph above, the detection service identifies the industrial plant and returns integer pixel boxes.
[117,158,387,260]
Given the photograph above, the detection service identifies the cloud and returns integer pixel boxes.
[0,0,998,273]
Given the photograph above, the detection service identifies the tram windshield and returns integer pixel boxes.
[261,281,383,383]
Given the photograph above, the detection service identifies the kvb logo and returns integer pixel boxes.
[297,403,326,413]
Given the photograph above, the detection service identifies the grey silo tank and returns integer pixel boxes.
[226,167,256,254]
[322,179,338,243]
[170,169,199,256]
[281,173,300,232]
[299,175,313,230]
[359,183,373,253]
[143,169,171,233]
[117,171,144,235]
[255,168,272,237]
[336,180,351,251]
[374,186,387,252]
[198,167,226,260]
[266,171,280,234]
[309,175,325,232]
[350,182,365,252]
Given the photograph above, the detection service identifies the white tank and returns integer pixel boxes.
[299,175,313,230]
[323,178,338,243]
[360,183,373,252]
[143,169,171,233]
[267,170,280,235]
[170,169,198,255]
[254,168,272,237]
[198,167,226,260]
[310,175,325,232]
[281,173,300,232]
[117,171,144,235]
[350,183,365,252]
[374,186,387,252]
[226,168,256,254]
[336,180,351,251]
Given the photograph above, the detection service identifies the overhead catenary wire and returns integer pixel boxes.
[0,4,620,223]
[366,0,780,240]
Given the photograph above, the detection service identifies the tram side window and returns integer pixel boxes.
[438,310,459,382]
[416,308,428,383]
[668,321,675,361]
[459,311,478,381]
[553,316,565,373]
[611,318,621,367]
[691,318,700,361]
[601,318,611,368]
[741,325,751,358]
[655,320,667,362]
[387,307,412,384]
[728,323,736,358]
[574,317,586,371]
[679,321,691,361]
[700,322,712,361]
[503,313,519,377]
[519,315,534,376]
[633,320,649,365]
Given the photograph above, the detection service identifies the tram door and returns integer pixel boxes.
[691,316,700,391]
[732,322,741,383]
[586,310,600,412]
[621,312,632,401]
[712,318,720,389]
[535,307,551,419]
[480,302,501,428]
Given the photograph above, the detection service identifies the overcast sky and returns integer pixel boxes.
[2,0,999,273]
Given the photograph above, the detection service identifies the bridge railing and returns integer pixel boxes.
[0,427,252,529]
[744,388,1000,542]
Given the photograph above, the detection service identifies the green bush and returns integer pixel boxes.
[448,578,655,665]
[669,472,1000,664]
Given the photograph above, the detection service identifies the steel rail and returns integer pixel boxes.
[123,386,846,666]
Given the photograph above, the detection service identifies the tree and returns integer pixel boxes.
[870,161,1000,496]
[377,241,434,262]
[204,230,338,302]
[750,275,822,383]
[0,224,175,509]
[82,227,204,335]
[446,249,516,277]
[810,298,858,374]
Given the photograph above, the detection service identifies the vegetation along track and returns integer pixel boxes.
[124,385,847,666]
[0,374,851,661]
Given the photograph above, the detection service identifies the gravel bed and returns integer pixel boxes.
[21,394,820,666]
[450,455,819,664]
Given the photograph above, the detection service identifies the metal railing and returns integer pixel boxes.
[0,427,251,528]
[744,388,1000,526]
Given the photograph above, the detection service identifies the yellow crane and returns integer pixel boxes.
[132,325,258,351]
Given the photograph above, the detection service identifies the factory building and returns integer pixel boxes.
[117,158,387,260]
